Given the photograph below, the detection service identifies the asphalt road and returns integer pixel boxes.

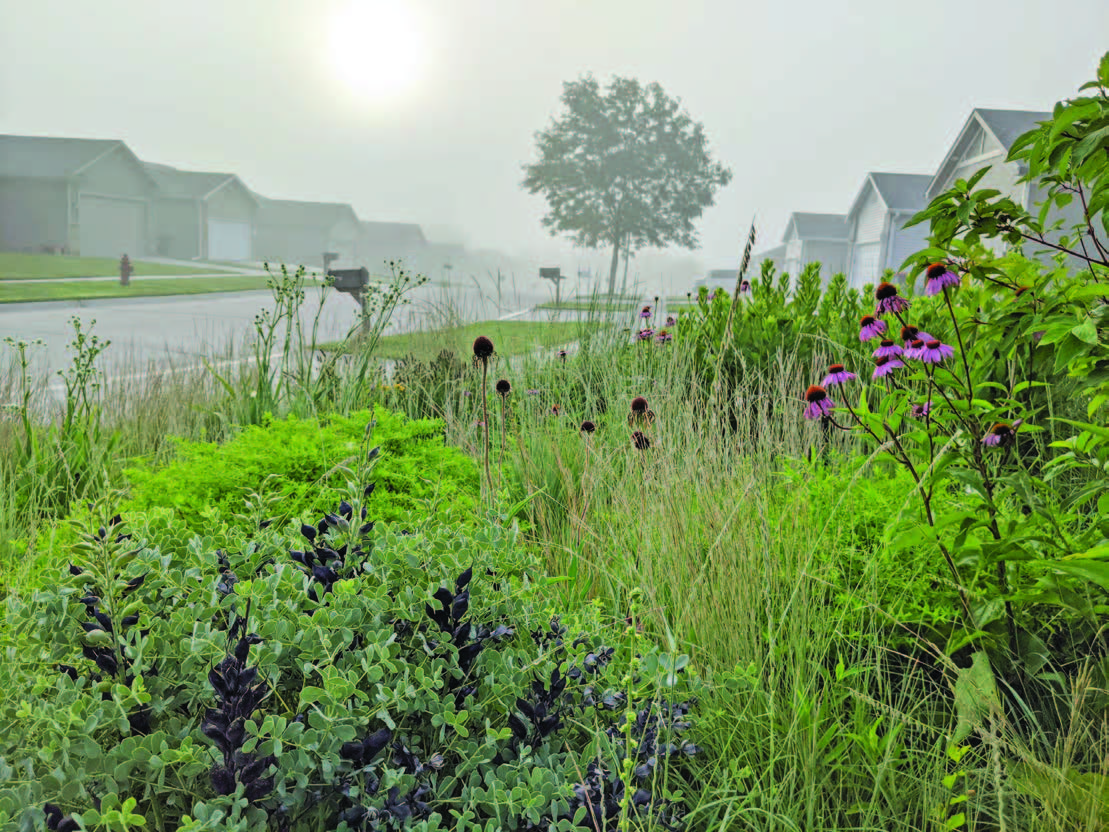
[0,282,551,397]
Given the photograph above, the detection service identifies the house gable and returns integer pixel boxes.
[926,109,1050,202]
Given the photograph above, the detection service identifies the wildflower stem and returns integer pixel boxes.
[481,361,492,501]
[943,288,974,403]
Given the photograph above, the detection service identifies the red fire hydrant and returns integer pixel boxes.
[120,254,132,286]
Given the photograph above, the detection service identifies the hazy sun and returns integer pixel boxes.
[328,1,425,101]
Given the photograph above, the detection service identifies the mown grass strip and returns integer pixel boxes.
[0,275,272,303]
[0,252,231,280]
[327,319,588,360]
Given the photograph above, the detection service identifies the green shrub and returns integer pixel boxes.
[122,407,479,533]
[0,476,702,831]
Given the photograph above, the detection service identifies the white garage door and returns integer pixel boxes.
[79,195,146,257]
[849,243,881,289]
[207,219,252,261]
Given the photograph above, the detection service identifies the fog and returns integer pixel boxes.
[2,0,1108,293]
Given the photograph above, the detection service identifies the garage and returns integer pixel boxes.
[207,218,252,261]
[78,195,147,258]
[850,242,881,288]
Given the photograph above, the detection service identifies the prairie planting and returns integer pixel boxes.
[1,65,1109,831]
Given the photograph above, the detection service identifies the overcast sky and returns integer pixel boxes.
[3,0,1107,274]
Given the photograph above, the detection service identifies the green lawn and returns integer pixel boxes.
[534,300,638,312]
[0,275,272,304]
[0,252,231,280]
[335,320,589,360]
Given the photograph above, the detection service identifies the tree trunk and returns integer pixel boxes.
[607,235,622,296]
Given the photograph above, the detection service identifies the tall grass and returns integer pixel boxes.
[2,273,1107,829]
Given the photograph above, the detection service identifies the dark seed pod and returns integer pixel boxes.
[472,336,494,359]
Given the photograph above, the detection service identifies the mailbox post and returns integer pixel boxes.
[119,254,133,287]
[539,267,565,306]
[328,267,371,335]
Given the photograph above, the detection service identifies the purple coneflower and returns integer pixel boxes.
[557,349,568,361]
[917,338,954,364]
[707,291,717,301]
[803,385,835,420]
[526,388,540,396]
[631,396,649,414]
[872,355,904,379]
[631,430,651,450]
[899,325,934,347]
[739,279,751,294]
[550,404,561,416]
[495,378,511,397]
[462,390,473,397]
[873,339,903,359]
[875,282,910,315]
[910,400,932,420]
[655,329,672,343]
[904,338,925,360]
[821,363,856,387]
[665,315,677,327]
[859,315,887,342]
[640,305,652,319]
[924,263,960,296]
[982,420,1023,447]
[637,328,655,341]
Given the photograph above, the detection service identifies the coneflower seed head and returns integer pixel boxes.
[631,396,649,413]
[472,336,494,359]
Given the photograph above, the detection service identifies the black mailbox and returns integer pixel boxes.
[328,267,369,291]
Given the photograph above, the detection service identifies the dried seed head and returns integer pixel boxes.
[631,431,651,451]
[495,378,511,396]
[472,336,494,359]
[631,396,649,414]
[580,420,596,434]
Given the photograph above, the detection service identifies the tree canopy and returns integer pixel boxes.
[522,75,733,293]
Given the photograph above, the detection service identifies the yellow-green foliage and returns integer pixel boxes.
[120,407,479,533]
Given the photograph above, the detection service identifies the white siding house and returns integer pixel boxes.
[0,135,158,257]
[845,173,933,289]
[145,163,258,261]
[780,213,849,282]
[749,243,786,275]
[925,108,1087,264]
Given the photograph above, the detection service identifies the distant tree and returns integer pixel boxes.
[522,75,733,295]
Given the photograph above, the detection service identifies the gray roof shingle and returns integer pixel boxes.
[976,108,1051,150]
[869,173,932,212]
[255,195,358,228]
[144,162,237,200]
[786,213,849,241]
[0,134,123,179]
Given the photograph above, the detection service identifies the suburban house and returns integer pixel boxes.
[253,196,360,269]
[0,134,158,257]
[924,107,1090,263]
[357,220,427,270]
[844,172,933,289]
[748,243,786,276]
[781,212,850,280]
[144,162,258,261]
